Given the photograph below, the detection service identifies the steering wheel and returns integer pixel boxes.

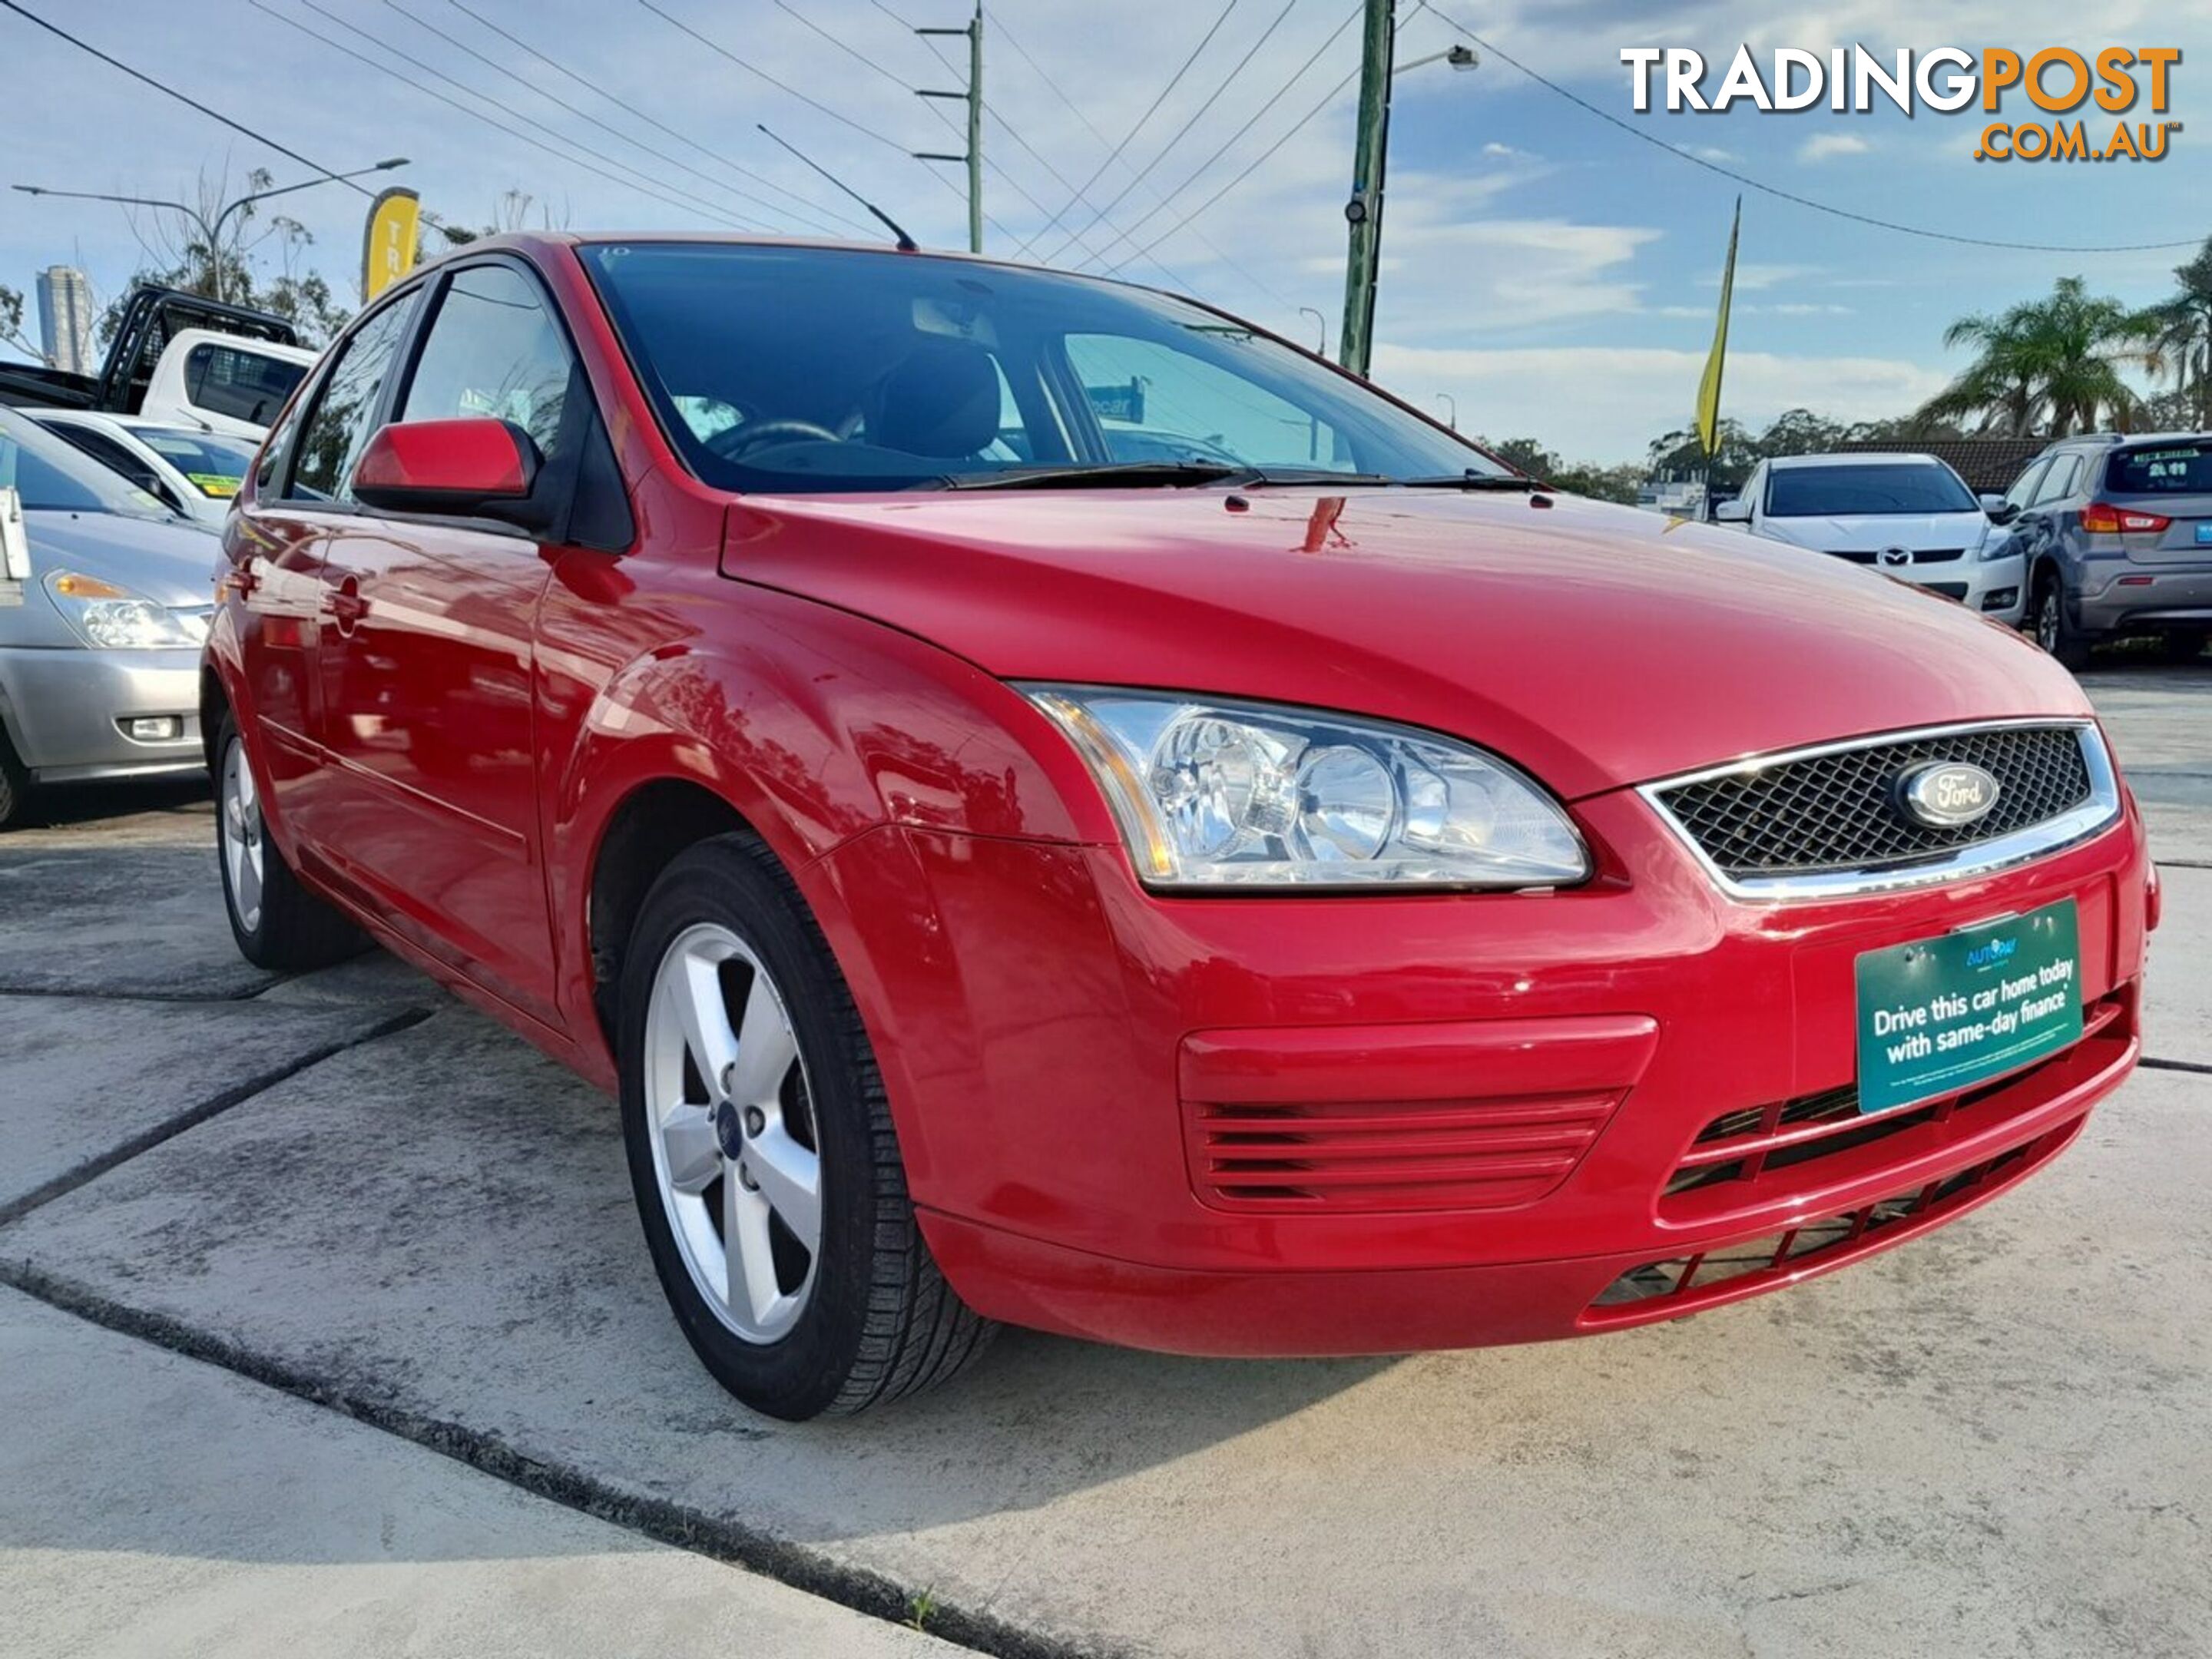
[709,418,842,461]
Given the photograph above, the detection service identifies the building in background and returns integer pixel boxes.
[37,266,93,374]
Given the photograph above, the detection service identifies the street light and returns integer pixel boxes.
[1297,306,1328,358]
[1394,43,1479,77]
[1433,392,1457,431]
[15,159,409,304]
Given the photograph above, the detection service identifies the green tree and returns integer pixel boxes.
[0,285,45,363]
[1918,276,2157,436]
[2143,237,2212,431]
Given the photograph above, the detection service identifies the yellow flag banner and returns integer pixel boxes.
[361,187,421,303]
[1694,197,1741,462]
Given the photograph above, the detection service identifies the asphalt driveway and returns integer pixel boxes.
[2,661,2208,1659]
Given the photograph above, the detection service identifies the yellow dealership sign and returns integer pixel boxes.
[361,187,421,301]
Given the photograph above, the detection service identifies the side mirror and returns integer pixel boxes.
[1712,496,1752,525]
[1980,494,2019,524]
[352,419,541,519]
[0,486,30,582]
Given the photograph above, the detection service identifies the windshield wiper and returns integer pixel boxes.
[933,462,1406,492]
[1392,470,1548,491]
[935,460,1250,490]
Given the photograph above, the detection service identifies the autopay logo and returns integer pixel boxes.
[1966,935,2019,971]
[1621,46,2182,162]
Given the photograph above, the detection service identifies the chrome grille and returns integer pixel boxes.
[1652,725,2094,883]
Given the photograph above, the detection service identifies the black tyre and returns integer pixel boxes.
[0,720,30,830]
[215,714,366,970]
[617,833,994,1420]
[2032,568,2093,670]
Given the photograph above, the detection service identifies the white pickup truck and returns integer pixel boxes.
[0,285,316,441]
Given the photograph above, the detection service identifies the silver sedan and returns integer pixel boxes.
[0,406,221,826]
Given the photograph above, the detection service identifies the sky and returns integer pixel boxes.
[2,0,2207,465]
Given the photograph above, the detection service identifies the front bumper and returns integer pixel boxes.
[819,779,2149,1356]
[0,645,204,781]
[1904,551,2025,624]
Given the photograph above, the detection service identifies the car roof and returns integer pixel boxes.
[1766,452,1946,469]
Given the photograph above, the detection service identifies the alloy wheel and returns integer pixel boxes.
[2037,589,2061,654]
[642,922,821,1343]
[220,740,265,933]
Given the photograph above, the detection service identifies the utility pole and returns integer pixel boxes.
[1338,0,1395,378]
[915,3,983,253]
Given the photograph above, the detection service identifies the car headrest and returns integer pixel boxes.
[873,339,1001,459]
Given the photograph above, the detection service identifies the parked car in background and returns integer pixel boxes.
[1716,452,2027,623]
[135,329,317,440]
[28,409,255,526]
[207,234,2147,1419]
[2002,432,2212,667]
[0,406,216,826]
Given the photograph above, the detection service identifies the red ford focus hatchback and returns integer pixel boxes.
[206,235,2151,1419]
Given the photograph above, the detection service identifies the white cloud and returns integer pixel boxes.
[1482,141,1540,160]
[1799,133,1873,163]
[1689,145,1741,163]
[1371,341,1951,465]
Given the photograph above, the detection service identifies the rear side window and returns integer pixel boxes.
[184,343,308,427]
[399,264,572,461]
[2108,442,2212,494]
[2031,455,2080,506]
[288,302,413,501]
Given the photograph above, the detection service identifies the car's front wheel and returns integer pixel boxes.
[0,721,30,830]
[2032,569,2093,670]
[215,715,365,970]
[618,833,994,1419]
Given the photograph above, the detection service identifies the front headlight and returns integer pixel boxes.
[1978,523,2019,562]
[1022,685,1590,889]
[44,571,204,649]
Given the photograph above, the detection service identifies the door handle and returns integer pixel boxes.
[325,575,368,634]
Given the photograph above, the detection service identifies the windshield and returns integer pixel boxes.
[0,407,177,518]
[134,427,257,499]
[580,242,1504,492]
[2108,442,2212,495]
[1766,462,1977,517]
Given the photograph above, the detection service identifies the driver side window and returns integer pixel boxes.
[399,264,573,462]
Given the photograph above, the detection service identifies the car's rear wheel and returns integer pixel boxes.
[0,721,30,830]
[2032,568,2092,670]
[216,716,364,970]
[618,833,994,1419]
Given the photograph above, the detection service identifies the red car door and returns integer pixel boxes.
[312,261,588,1027]
[233,296,419,838]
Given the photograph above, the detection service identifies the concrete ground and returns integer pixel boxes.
[1,661,2207,1659]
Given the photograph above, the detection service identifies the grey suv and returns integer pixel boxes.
[2009,432,2212,667]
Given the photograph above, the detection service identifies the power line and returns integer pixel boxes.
[1101,61,1361,276]
[986,6,1304,314]
[0,0,376,195]
[1431,13,2201,255]
[1087,5,1363,272]
[442,0,871,237]
[1041,0,1297,266]
[630,0,928,163]
[250,0,774,231]
[1012,0,1241,258]
[290,0,773,229]
[386,0,856,236]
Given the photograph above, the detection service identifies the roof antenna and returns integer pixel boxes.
[757,124,919,252]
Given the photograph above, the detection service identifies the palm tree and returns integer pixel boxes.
[2144,239,2212,430]
[1918,277,2157,436]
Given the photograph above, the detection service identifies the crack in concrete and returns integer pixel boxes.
[2141,1056,2212,1078]
[0,1260,1119,1659]
[0,1006,437,1230]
